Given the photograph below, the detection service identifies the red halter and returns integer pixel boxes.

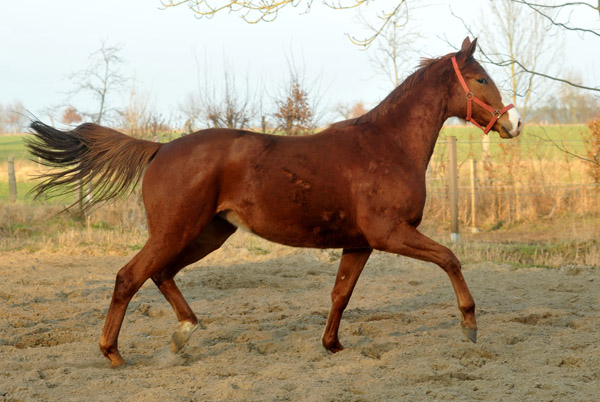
[451,56,514,134]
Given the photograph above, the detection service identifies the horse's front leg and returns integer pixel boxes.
[369,224,477,342]
[322,248,372,352]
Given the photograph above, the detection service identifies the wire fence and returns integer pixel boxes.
[424,136,600,234]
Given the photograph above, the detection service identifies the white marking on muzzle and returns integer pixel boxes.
[502,94,522,137]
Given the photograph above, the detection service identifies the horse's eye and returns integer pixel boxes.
[477,78,488,85]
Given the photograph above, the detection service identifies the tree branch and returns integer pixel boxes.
[509,0,600,37]
[448,6,600,94]
[162,0,409,47]
[486,57,600,93]
[161,0,311,23]
[529,129,600,167]
[345,1,408,48]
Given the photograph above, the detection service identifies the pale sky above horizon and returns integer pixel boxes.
[0,0,598,128]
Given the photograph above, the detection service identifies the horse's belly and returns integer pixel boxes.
[219,210,367,249]
[220,210,252,232]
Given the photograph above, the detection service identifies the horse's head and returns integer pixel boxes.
[450,37,523,139]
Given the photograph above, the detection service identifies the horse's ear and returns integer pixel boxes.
[469,38,478,57]
[457,37,478,62]
[460,37,471,51]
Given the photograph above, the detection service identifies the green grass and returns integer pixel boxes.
[451,239,599,269]
[0,134,30,163]
[438,124,591,162]
[0,181,37,202]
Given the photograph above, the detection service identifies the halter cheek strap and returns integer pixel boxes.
[451,56,514,134]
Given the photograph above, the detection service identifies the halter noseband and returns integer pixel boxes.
[451,56,514,134]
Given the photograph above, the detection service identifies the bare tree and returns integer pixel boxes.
[274,72,316,136]
[335,101,367,120]
[179,92,202,130]
[556,73,600,124]
[120,78,173,140]
[120,77,154,139]
[69,40,128,125]
[362,2,419,88]
[256,83,272,133]
[64,40,127,220]
[61,106,83,125]
[1,101,28,133]
[213,69,252,129]
[180,56,254,130]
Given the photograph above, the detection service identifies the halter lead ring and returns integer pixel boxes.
[451,56,514,134]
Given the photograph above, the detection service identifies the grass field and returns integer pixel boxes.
[439,124,591,162]
[0,134,30,162]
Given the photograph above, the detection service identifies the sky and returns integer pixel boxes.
[0,0,598,129]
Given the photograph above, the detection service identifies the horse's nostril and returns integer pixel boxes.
[517,118,523,133]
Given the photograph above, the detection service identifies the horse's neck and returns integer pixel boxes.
[374,85,449,171]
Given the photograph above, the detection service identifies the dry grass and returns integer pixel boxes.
[0,201,147,255]
[424,143,600,226]
[416,209,599,269]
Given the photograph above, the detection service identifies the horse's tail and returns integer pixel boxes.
[26,121,162,210]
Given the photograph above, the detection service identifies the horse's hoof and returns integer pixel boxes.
[171,321,198,353]
[461,324,477,343]
[100,342,126,368]
[329,344,344,353]
[109,354,126,368]
[323,339,344,353]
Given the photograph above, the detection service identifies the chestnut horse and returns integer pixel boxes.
[27,38,522,367]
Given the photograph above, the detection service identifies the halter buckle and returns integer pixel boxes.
[493,110,502,118]
[466,92,474,100]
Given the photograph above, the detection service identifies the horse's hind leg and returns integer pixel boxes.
[151,216,237,353]
[151,278,198,353]
[99,241,185,367]
[322,248,372,353]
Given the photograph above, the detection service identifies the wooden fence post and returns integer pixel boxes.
[8,156,17,203]
[78,181,85,221]
[470,158,479,233]
[448,137,460,242]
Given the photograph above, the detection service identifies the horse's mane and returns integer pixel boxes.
[332,54,454,128]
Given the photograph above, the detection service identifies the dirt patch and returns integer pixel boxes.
[0,234,599,401]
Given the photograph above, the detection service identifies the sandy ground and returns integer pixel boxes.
[1,233,599,401]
